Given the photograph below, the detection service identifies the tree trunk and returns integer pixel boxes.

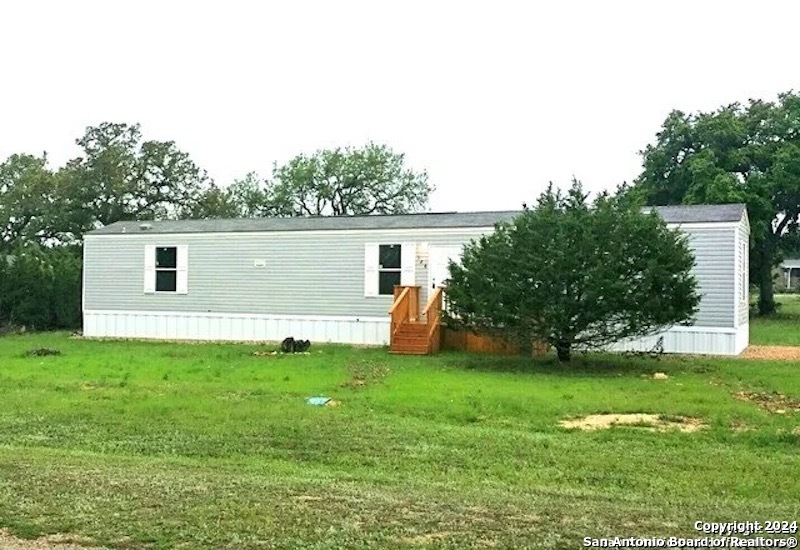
[555,340,572,362]
[757,259,775,315]
[756,231,777,316]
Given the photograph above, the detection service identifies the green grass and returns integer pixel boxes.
[0,334,798,549]
[750,293,800,345]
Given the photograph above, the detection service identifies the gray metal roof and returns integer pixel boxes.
[643,203,746,224]
[87,210,523,235]
[87,203,747,236]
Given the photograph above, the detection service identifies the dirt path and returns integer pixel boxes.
[740,345,800,360]
[0,530,106,550]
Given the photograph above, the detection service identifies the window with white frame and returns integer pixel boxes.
[144,245,188,294]
[156,246,178,292]
[364,242,415,297]
[378,244,402,295]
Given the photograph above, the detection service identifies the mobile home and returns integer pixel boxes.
[82,204,749,355]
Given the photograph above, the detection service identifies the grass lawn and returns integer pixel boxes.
[0,334,798,549]
[750,293,800,346]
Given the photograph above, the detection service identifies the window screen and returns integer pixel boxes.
[378,244,402,295]
[155,246,178,292]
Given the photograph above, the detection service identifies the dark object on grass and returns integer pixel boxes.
[280,337,311,353]
[26,348,62,357]
[280,337,295,353]
[623,336,664,359]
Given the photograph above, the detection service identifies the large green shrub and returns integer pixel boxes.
[0,245,82,330]
[445,182,700,361]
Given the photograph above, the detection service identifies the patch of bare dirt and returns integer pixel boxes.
[340,360,389,390]
[740,345,800,360]
[292,495,324,503]
[730,421,754,433]
[0,530,107,549]
[340,378,368,389]
[733,391,800,414]
[396,531,459,545]
[559,413,706,432]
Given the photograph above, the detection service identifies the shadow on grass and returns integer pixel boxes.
[752,310,800,321]
[437,349,714,378]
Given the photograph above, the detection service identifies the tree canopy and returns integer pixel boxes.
[0,154,57,253]
[204,143,432,218]
[445,182,700,361]
[63,122,212,232]
[632,91,800,315]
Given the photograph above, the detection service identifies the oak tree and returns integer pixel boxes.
[64,122,211,231]
[263,143,432,216]
[633,91,800,315]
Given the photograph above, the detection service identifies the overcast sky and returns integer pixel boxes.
[1,0,798,212]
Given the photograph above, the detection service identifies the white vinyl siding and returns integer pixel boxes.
[143,245,156,294]
[739,241,746,302]
[176,245,189,295]
[87,229,484,318]
[678,227,737,328]
[364,244,379,297]
[736,214,750,327]
[400,242,416,285]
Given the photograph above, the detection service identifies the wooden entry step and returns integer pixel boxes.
[389,321,430,355]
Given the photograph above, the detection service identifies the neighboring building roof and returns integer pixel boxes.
[87,203,747,236]
[642,203,747,224]
[781,259,800,270]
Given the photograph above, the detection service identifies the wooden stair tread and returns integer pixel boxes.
[395,326,428,333]
[390,321,431,355]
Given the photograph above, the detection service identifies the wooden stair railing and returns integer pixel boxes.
[388,286,411,339]
[388,285,443,355]
[422,287,443,354]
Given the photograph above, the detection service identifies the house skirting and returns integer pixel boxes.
[606,323,749,356]
[83,310,749,355]
[82,310,391,345]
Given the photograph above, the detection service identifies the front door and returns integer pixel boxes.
[428,246,463,291]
